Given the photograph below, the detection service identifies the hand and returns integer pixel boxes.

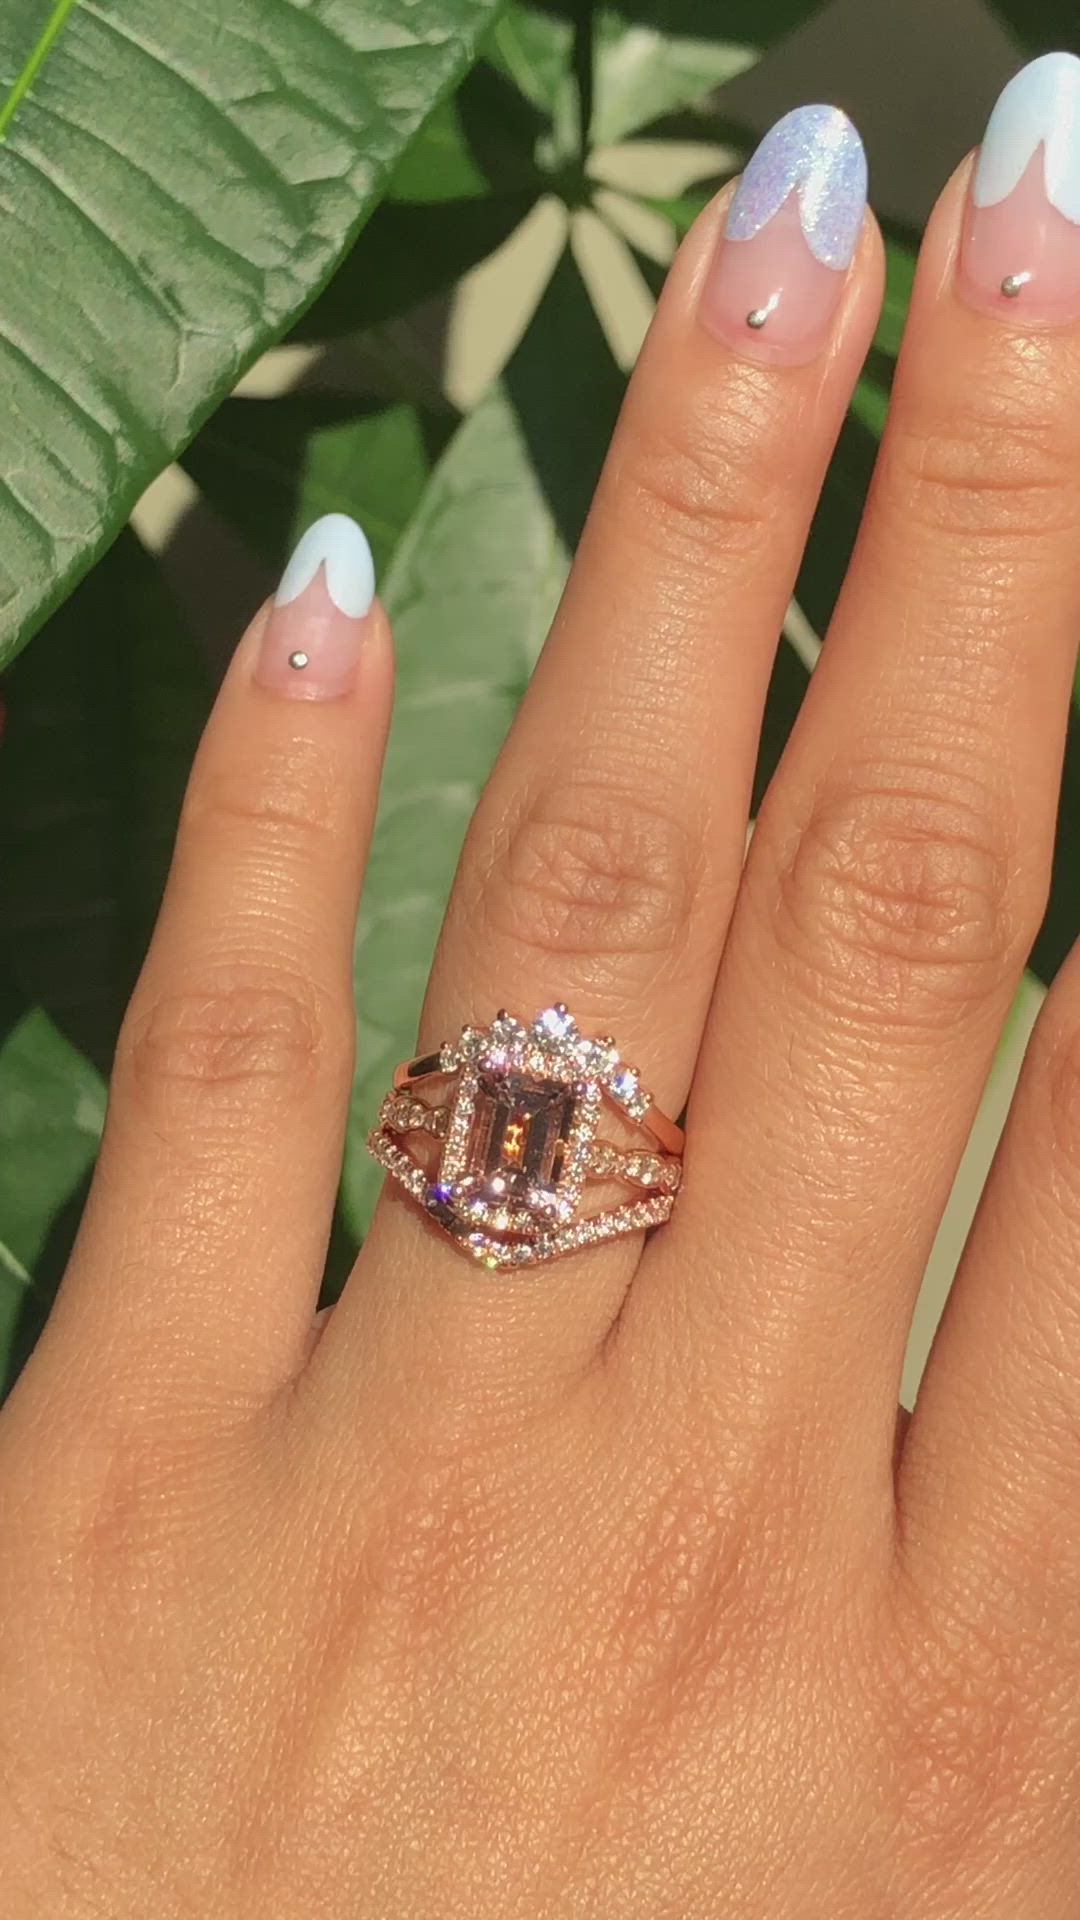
[7,66,1080,1918]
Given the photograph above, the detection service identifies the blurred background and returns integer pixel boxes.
[0,0,1063,1399]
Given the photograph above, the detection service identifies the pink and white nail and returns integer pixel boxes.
[960,51,1080,324]
[699,104,868,366]
[255,514,376,700]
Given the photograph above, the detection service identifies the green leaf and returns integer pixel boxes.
[589,12,762,146]
[387,59,549,202]
[0,529,209,1071]
[292,192,537,340]
[505,243,626,547]
[488,2,575,116]
[340,383,569,1241]
[183,393,454,584]
[488,0,821,162]
[0,0,505,667]
[595,0,830,146]
[0,1006,105,1389]
[985,2,1080,52]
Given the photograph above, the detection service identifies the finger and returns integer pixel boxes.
[900,944,1080,1609]
[321,107,883,1406]
[32,517,393,1403]
[643,58,1080,1478]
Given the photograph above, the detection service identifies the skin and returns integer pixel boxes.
[5,160,1080,1915]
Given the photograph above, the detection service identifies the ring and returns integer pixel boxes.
[367,1005,684,1269]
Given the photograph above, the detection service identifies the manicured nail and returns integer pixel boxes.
[959,52,1080,324]
[699,105,867,365]
[255,514,376,699]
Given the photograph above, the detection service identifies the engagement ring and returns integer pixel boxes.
[368,1005,684,1269]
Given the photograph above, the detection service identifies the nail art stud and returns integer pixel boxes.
[960,51,1080,323]
[700,104,868,365]
[255,513,376,700]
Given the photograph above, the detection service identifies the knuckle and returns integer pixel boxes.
[885,386,1078,547]
[122,967,342,1113]
[626,392,783,566]
[768,762,1025,1026]
[474,774,700,981]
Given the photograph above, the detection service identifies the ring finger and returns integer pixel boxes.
[321,107,884,1402]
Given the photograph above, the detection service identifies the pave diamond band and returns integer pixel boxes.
[367,1004,684,1270]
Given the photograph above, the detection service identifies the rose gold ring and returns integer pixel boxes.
[367,1005,684,1270]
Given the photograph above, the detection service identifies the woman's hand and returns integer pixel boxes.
[8,60,1080,1917]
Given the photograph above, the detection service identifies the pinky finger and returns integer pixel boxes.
[902,949,1080,1604]
[28,516,393,1405]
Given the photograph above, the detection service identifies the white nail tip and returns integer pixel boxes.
[974,51,1080,225]
[275,514,376,619]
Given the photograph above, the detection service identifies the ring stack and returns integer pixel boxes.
[368,1005,684,1270]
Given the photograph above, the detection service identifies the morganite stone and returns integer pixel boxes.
[461,1068,577,1225]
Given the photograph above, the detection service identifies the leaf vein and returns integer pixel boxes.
[0,318,119,457]
[16,121,262,321]
[81,1,319,219]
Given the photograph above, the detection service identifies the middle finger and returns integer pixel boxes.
[328,108,881,1399]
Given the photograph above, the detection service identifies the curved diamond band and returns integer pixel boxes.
[367,1005,684,1270]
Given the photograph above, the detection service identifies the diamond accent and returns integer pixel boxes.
[588,1141,680,1190]
[381,1093,449,1138]
[534,1003,577,1044]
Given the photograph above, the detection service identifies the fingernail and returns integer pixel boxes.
[699,105,867,366]
[959,52,1080,325]
[255,514,376,700]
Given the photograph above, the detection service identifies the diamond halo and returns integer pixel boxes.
[368,1005,683,1270]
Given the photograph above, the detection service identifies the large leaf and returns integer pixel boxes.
[340,383,569,1240]
[182,393,454,584]
[0,530,209,1071]
[0,0,504,667]
[0,1006,106,1391]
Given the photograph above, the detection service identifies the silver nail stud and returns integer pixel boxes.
[288,650,309,670]
[1001,271,1032,297]
[746,292,780,330]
